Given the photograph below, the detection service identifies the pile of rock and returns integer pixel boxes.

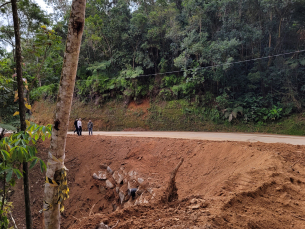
[93,164,155,209]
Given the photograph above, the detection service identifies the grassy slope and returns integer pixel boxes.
[30,99,305,135]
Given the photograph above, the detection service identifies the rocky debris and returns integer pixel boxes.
[119,191,125,204]
[95,221,119,229]
[128,179,139,190]
[107,166,114,175]
[188,198,208,209]
[134,192,149,205]
[112,171,125,184]
[93,171,107,180]
[106,180,114,189]
[120,167,128,176]
[138,177,144,184]
[93,166,152,209]
[136,188,144,196]
[95,223,111,229]
[128,170,137,180]
[128,188,138,199]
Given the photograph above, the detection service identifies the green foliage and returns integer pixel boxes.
[162,74,183,88]
[0,122,51,227]
[0,198,13,229]
[0,61,19,124]
[223,106,243,122]
[158,89,173,101]
[2,0,305,125]
[30,83,59,101]
[0,123,17,132]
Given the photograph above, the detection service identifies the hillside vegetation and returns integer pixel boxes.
[1,0,305,132]
[30,99,305,136]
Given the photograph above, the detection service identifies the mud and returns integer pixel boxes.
[9,135,305,229]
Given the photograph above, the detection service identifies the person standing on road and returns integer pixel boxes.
[74,118,78,135]
[88,120,93,135]
[77,118,82,136]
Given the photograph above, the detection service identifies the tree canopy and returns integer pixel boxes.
[1,0,305,123]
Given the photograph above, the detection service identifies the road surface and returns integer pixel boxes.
[67,131,305,145]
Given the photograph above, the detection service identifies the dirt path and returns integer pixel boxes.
[68,131,305,145]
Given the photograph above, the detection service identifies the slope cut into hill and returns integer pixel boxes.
[9,135,305,229]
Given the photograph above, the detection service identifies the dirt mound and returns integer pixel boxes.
[9,135,305,228]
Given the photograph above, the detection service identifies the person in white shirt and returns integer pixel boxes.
[77,118,82,136]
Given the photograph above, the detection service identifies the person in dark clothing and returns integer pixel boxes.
[74,119,78,135]
[88,120,93,135]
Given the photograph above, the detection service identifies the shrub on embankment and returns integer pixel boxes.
[30,99,305,136]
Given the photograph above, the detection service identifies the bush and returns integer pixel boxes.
[30,83,59,101]
[157,89,174,101]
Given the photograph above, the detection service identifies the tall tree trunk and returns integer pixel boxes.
[11,1,32,229]
[43,0,86,228]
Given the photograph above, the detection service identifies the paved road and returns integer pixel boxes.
[68,131,305,145]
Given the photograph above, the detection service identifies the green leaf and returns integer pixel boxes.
[6,169,13,182]
[0,150,10,160]
[0,168,11,175]
[29,158,38,169]
[39,159,46,173]
[28,146,34,157]
[13,168,23,179]
[41,134,46,141]
[14,139,21,146]
[0,123,17,132]
[18,147,24,162]
[42,126,46,134]
[12,148,18,161]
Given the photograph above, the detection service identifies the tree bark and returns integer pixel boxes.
[11,0,26,132]
[11,1,33,229]
[43,0,86,228]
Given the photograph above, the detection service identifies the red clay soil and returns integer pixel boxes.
[9,135,305,229]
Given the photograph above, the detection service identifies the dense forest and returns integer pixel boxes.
[1,0,305,125]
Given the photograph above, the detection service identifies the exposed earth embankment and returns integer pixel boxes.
[9,134,305,228]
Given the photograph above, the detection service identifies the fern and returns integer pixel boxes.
[223,106,243,122]
[0,123,17,132]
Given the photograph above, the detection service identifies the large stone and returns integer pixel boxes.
[93,173,99,180]
[119,191,125,204]
[93,171,107,180]
[95,223,111,229]
[134,193,149,205]
[138,177,144,184]
[128,170,137,180]
[107,166,114,174]
[112,171,125,184]
[106,180,114,189]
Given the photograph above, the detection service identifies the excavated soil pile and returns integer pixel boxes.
[9,135,305,229]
